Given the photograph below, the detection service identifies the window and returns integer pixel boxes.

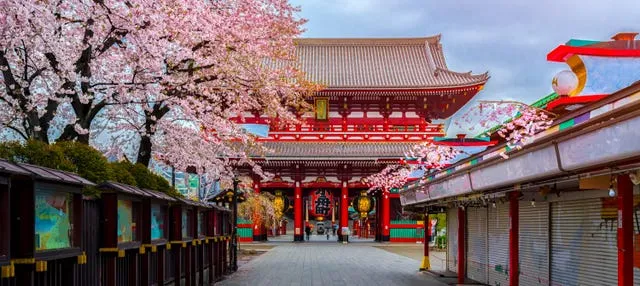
[150,204,166,240]
[35,190,73,250]
[182,209,193,239]
[117,199,135,243]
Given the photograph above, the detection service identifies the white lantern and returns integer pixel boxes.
[551,70,579,96]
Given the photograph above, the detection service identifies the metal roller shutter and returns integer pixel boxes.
[448,207,458,273]
[467,206,488,283]
[551,198,618,286]
[488,202,509,286]
[519,201,549,286]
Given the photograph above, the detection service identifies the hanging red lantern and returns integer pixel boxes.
[353,190,373,218]
[309,189,333,220]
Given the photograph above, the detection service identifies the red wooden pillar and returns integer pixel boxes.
[420,214,430,270]
[252,182,262,241]
[340,182,349,229]
[509,192,520,286]
[381,191,390,241]
[618,174,633,286]
[294,182,303,241]
[457,207,466,285]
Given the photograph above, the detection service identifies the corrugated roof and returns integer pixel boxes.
[178,198,212,208]
[0,160,95,186]
[99,181,177,201]
[0,159,31,176]
[275,36,488,89]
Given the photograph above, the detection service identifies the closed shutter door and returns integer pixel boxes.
[488,202,509,286]
[467,206,488,283]
[448,207,458,273]
[551,198,618,286]
[519,201,550,286]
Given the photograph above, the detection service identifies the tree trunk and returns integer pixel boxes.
[136,134,153,167]
[135,102,170,167]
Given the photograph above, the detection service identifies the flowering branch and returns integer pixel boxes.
[367,142,462,192]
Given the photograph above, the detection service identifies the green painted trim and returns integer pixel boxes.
[237,218,252,224]
[559,119,575,130]
[391,220,417,224]
[390,228,424,238]
[531,92,559,109]
[565,39,601,47]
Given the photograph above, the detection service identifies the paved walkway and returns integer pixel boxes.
[218,244,447,286]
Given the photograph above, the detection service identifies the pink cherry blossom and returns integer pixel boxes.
[1,0,319,183]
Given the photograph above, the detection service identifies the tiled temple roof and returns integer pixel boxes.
[262,142,413,158]
[284,36,488,89]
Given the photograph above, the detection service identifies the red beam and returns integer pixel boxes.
[236,117,438,126]
[432,140,498,147]
[546,94,608,111]
[547,45,640,62]
[302,181,341,189]
[316,84,485,94]
[260,181,294,189]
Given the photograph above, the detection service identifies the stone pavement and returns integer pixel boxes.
[218,243,447,286]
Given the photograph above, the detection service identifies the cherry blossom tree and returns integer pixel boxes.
[1,0,163,143]
[2,0,319,183]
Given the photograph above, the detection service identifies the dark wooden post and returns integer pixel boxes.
[128,250,138,286]
[170,205,182,286]
[140,199,151,286]
[157,246,165,285]
[198,211,205,286]
[10,179,35,285]
[208,210,215,284]
[184,244,192,286]
[102,193,118,286]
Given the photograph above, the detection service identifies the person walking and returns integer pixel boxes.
[305,225,311,241]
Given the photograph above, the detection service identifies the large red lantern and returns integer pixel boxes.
[309,189,333,220]
[353,191,374,218]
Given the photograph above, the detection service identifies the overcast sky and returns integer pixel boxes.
[290,0,640,133]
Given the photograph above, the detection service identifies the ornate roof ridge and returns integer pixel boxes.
[295,35,441,46]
